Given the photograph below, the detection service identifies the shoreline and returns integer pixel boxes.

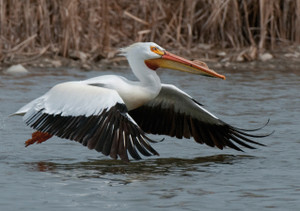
[1,45,300,74]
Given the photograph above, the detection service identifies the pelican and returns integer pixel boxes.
[13,42,268,162]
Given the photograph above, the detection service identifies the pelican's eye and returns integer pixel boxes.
[150,46,164,56]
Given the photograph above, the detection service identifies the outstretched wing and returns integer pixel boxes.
[129,84,267,151]
[16,81,159,161]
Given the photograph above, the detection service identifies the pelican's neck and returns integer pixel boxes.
[127,56,161,89]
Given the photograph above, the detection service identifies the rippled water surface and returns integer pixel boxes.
[0,65,299,210]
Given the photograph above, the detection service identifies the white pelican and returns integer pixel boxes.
[13,42,268,162]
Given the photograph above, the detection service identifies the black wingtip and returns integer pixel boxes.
[231,118,271,132]
[212,117,273,152]
[147,137,165,143]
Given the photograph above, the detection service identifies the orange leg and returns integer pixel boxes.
[25,131,53,147]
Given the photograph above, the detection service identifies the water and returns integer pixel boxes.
[0,65,299,210]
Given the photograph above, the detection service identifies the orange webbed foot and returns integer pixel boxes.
[25,131,53,147]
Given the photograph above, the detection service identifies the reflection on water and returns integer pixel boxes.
[23,154,256,188]
[25,154,252,176]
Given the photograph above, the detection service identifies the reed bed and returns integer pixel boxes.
[0,0,299,63]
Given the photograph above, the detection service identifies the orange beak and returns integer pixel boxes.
[145,51,225,80]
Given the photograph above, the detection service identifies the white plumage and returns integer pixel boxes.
[14,42,268,161]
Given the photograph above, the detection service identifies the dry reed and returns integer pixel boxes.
[0,0,299,63]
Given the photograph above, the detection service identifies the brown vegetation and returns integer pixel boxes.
[0,0,300,65]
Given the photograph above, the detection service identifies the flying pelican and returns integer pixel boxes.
[13,42,268,162]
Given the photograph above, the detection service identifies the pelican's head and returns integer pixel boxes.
[120,42,225,80]
[120,42,165,60]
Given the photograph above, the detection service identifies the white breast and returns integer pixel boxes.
[84,75,161,110]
